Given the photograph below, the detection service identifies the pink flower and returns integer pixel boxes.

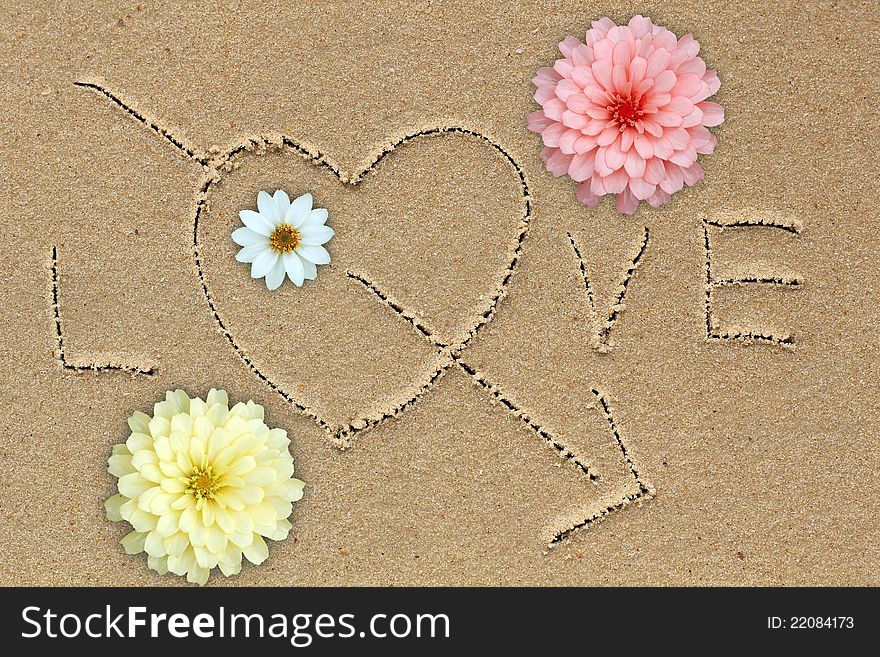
[528,15,724,214]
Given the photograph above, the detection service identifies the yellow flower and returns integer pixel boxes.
[105,389,305,585]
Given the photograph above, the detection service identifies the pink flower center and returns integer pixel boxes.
[609,95,642,130]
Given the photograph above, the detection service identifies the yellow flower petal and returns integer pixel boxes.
[243,534,268,565]
[121,530,147,555]
[108,454,134,477]
[105,493,127,521]
[128,410,152,435]
[118,473,154,498]
[144,530,166,557]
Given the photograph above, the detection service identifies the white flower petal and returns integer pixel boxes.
[239,210,274,236]
[251,251,278,279]
[265,259,286,291]
[273,189,290,219]
[257,191,277,221]
[298,225,334,246]
[232,227,266,247]
[296,244,330,265]
[235,244,268,263]
[300,256,317,280]
[283,253,304,286]
[285,193,313,227]
[304,208,328,226]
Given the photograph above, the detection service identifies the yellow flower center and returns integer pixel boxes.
[269,224,300,253]
[187,465,220,500]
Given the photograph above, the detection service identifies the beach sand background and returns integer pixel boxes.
[0,0,877,585]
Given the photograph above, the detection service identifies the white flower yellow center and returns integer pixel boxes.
[186,465,221,501]
[269,224,300,253]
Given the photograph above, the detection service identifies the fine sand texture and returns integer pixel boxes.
[0,0,877,585]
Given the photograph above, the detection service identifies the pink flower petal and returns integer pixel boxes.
[562,110,588,129]
[591,59,614,90]
[629,56,647,86]
[616,188,639,215]
[543,98,564,120]
[653,69,677,93]
[555,78,580,101]
[681,106,704,128]
[669,144,697,167]
[660,162,684,193]
[611,64,628,93]
[559,128,580,154]
[628,15,653,38]
[677,34,700,58]
[534,66,562,85]
[541,122,567,147]
[687,125,713,148]
[653,28,677,51]
[583,119,608,136]
[603,168,629,193]
[671,73,702,98]
[574,134,599,153]
[571,65,594,88]
[653,136,675,160]
[572,44,594,67]
[576,182,603,207]
[681,162,704,186]
[624,148,646,178]
[534,85,556,105]
[559,35,582,58]
[586,105,611,120]
[703,70,721,96]
[569,152,596,181]
[566,92,591,113]
[677,57,706,78]
[653,111,682,127]
[584,85,610,104]
[604,139,627,170]
[642,119,663,137]
[645,48,671,79]
[635,34,653,59]
[665,126,690,149]
[629,177,656,200]
[698,101,725,126]
[612,40,631,66]
[554,59,574,78]
[695,132,717,155]
[643,92,671,108]
[644,157,666,184]
[545,149,573,176]
[633,77,654,98]
[647,188,672,208]
[594,146,613,176]
[634,132,654,159]
[527,110,552,133]
[597,125,620,147]
[664,96,694,116]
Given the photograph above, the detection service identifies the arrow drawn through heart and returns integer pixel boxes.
[60,78,655,543]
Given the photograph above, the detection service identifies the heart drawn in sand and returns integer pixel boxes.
[195,129,529,440]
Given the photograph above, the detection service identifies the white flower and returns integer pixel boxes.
[232,190,334,290]
[105,389,305,585]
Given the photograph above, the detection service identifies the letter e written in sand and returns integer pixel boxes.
[702,213,804,346]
